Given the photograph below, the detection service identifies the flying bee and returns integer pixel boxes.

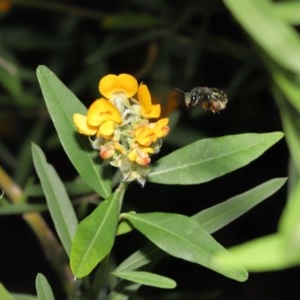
[176,87,228,113]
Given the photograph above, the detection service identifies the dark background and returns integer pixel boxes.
[0,1,296,299]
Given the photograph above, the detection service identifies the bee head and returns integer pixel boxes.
[174,88,192,108]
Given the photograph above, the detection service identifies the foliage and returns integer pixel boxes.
[0,0,297,299]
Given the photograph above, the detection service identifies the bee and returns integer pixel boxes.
[176,87,228,113]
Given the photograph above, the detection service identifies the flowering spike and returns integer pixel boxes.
[73,73,170,184]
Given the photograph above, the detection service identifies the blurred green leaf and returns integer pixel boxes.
[26,177,94,198]
[194,177,287,233]
[36,65,111,199]
[223,0,300,73]
[14,295,37,300]
[273,2,300,25]
[0,282,14,300]
[271,68,300,115]
[274,86,300,174]
[124,212,248,281]
[14,120,46,186]
[111,271,176,289]
[35,273,55,300]
[102,13,161,30]
[0,202,47,215]
[32,143,78,256]
[279,181,300,251]
[70,187,123,278]
[216,233,300,272]
[148,132,284,185]
[0,64,22,98]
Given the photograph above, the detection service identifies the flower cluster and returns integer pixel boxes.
[73,74,170,185]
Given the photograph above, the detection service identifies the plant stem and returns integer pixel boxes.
[0,164,74,294]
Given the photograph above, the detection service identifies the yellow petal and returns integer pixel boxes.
[138,84,152,113]
[142,103,161,119]
[153,118,170,138]
[73,113,98,136]
[87,98,122,126]
[98,120,115,139]
[134,126,156,146]
[138,84,161,119]
[99,74,118,99]
[99,73,138,99]
[127,149,137,162]
[118,74,138,98]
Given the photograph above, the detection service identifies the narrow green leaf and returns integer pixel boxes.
[14,295,37,300]
[32,143,78,255]
[124,212,248,282]
[216,233,300,272]
[70,187,123,278]
[114,243,163,273]
[114,178,286,277]
[279,181,300,253]
[148,132,283,185]
[36,65,111,198]
[0,283,14,300]
[35,273,55,300]
[111,271,176,289]
[0,202,47,215]
[274,87,300,174]
[223,0,300,73]
[194,177,287,233]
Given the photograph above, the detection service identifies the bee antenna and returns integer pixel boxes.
[174,87,185,94]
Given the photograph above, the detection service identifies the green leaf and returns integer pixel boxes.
[114,243,164,273]
[111,271,176,289]
[223,0,300,73]
[0,283,14,300]
[274,86,300,174]
[194,177,287,233]
[114,178,286,276]
[35,273,55,300]
[0,202,47,215]
[14,295,37,300]
[273,2,300,25]
[279,180,300,252]
[148,132,284,185]
[36,65,111,198]
[123,212,248,281]
[0,63,22,98]
[32,143,78,256]
[216,233,300,272]
[70,186,124,278]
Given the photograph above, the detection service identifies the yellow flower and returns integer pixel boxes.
[152,118,170,138]
[73,72,171,184]
[73,98,121,139]
[127,148,151,166]
[99,74,138,99]
[134,126,157,147]
[138,84,161,119]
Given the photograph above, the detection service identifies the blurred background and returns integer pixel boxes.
[1,0,297,299]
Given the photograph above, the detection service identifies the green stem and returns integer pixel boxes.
[0,164,74,294]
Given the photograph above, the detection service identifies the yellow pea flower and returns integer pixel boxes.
[99,74,138,99]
